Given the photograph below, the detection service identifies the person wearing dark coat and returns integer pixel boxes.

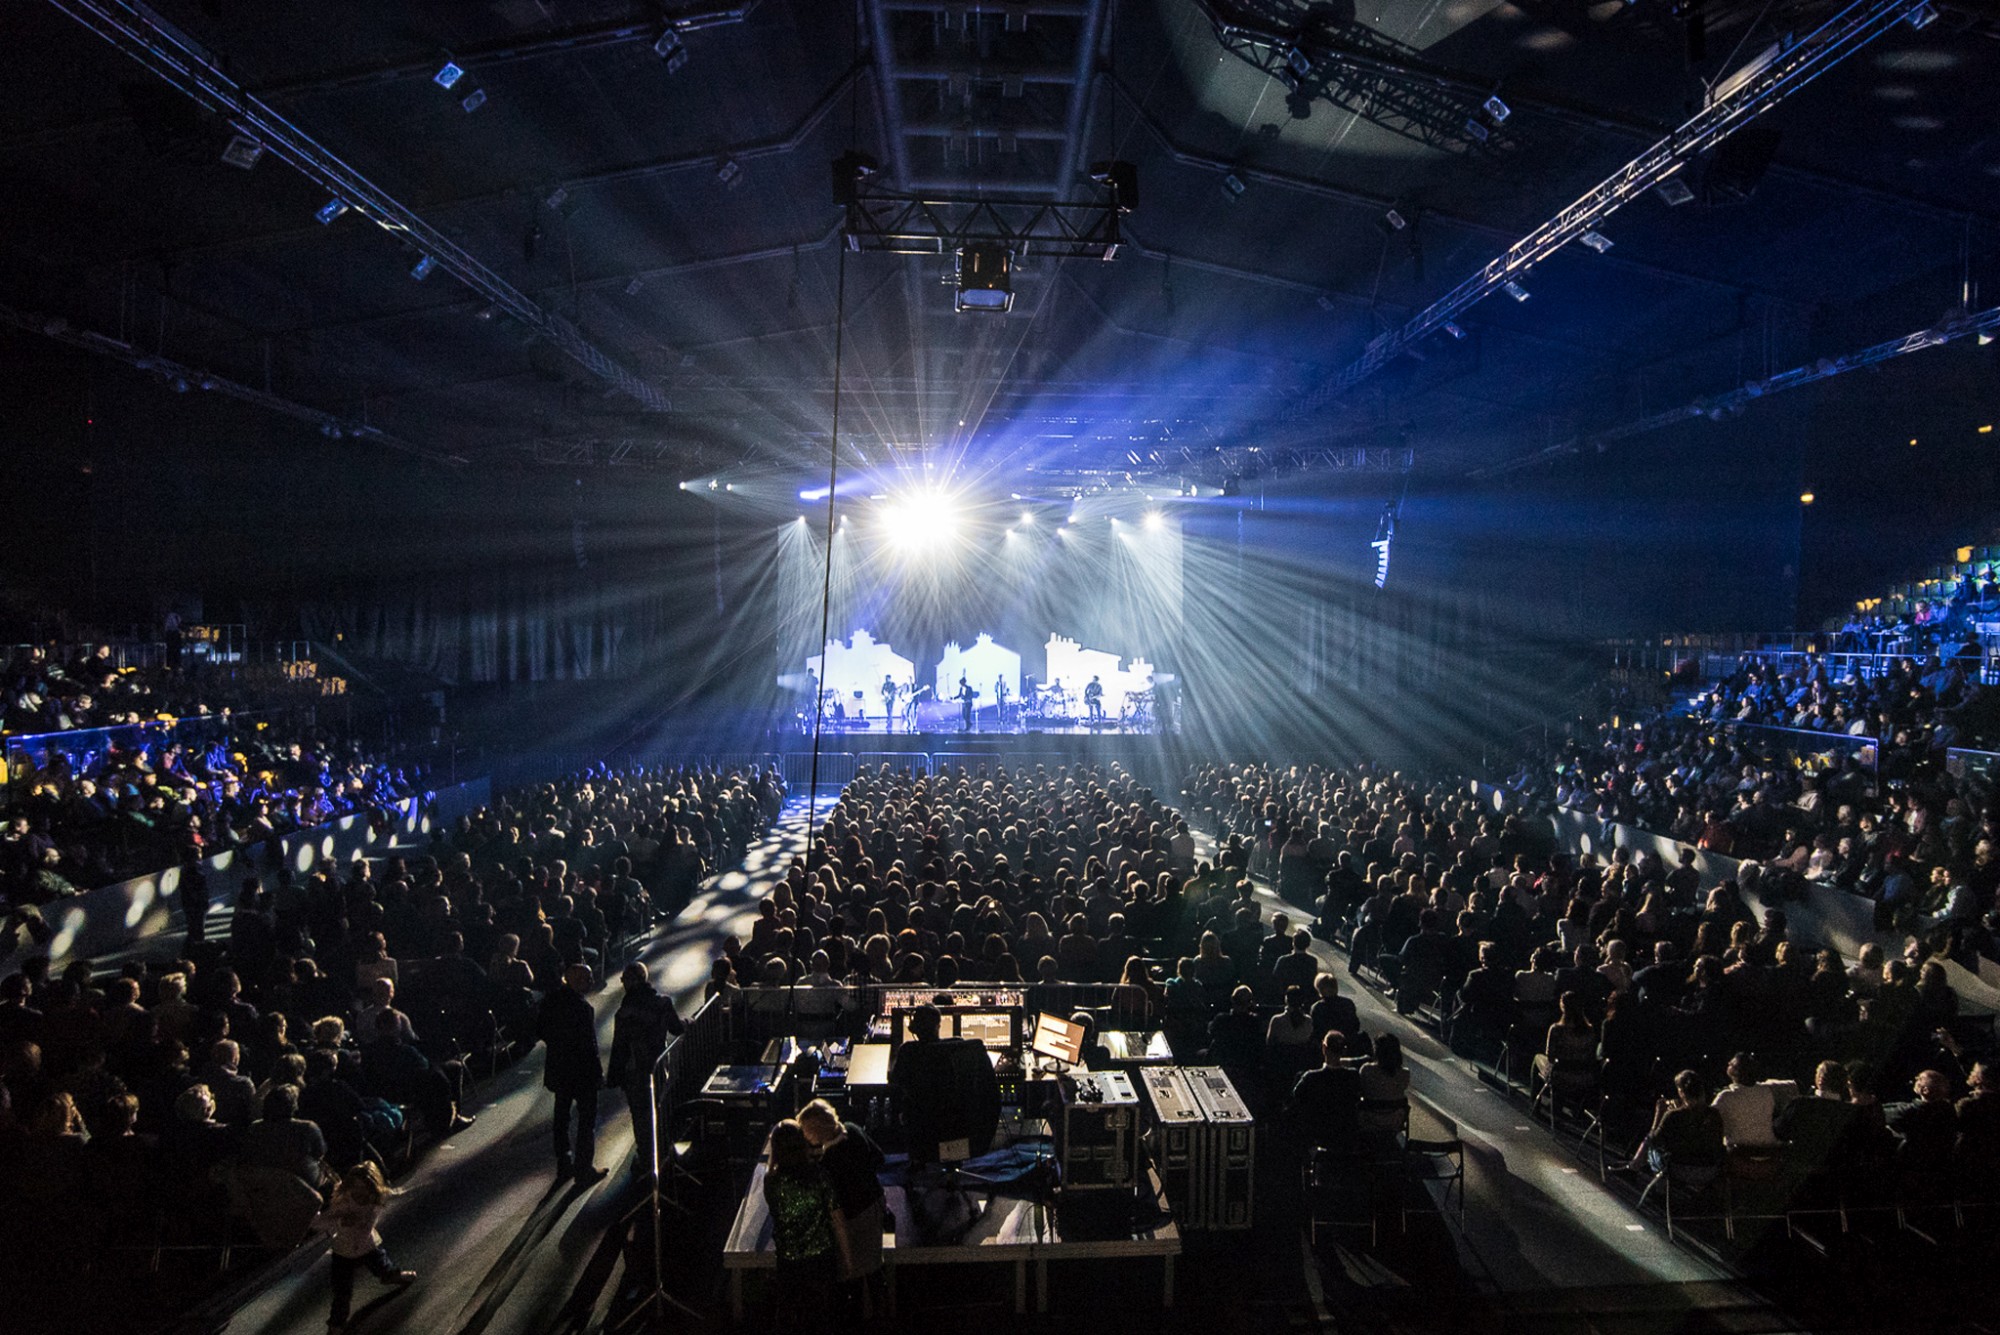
[606,962,685,1175]
[539,964,604,1183]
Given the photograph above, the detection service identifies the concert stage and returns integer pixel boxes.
[769,723,1190,789]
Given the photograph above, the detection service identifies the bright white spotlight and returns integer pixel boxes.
[880,490,961,550]
[1019,510,1034,526]
[1143,511,1164,531]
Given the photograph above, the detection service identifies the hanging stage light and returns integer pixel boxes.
[955,245,1014,313]
[653,29,689,72]
[220,134,264,169]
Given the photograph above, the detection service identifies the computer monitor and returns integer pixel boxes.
[954,1011,1017,1050]
[888,1006,1022,1051]
[1030,1012,1085,1066]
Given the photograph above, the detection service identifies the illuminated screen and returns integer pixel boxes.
[1030,1012,1084,1065]
[955,1012,1016,1050]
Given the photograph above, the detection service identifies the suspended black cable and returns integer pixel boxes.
[805,244,846,858]
[806,19,864,860]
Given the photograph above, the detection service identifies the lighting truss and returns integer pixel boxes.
[525,437,749,470]
[1471,302,2000,478]
[43,0,670,414]
[1286,0,1935,422]
[1027,444,1414,491]
[0,299,464,464]
[843,188,1122,259]
[1198,0,1515,155]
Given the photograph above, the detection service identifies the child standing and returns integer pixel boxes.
[314,1162,417,1331]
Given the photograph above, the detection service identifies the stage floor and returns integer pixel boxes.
[797,719,1168,738]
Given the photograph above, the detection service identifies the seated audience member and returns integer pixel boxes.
[1710,1053,1781,1151]
[1265,985,1317,1073]
[1454,942,1516,1053]
[299,1051,372,1169]
[1957,1062,2000,1182]
[1885,1069,1959,1171]
[1206,986,1264,1072]
[354,979,417,1048]
[1356,1033,1410,1141]
[198,1039,260,1129]
[237,1083,328,1190]
[1290,1031,1361,1149]
[1308,973,1361,1052]
[1271,930,1321,998]
[1774,1060,1861,1172]
[1622,1070,1725,1183]
[360,1010,475,1139]
[1532,991,1599,1097]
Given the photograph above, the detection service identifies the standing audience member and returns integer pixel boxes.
[538,965,604,1185]
[607,962,685,1176]
[798,1098,887,1328]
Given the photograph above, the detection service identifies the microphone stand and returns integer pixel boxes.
[615,1056,698,1330]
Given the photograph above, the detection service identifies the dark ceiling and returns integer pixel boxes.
[2,0,1998,489]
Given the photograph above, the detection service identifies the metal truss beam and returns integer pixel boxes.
[104,68,860,275]
[1197,0,1514,156]
[1470,302,2000,479]
[1027,442,1413,488]
[43,0,670,413]
[3,4,764,152]
[528,438,679,469]
[865,0,1109,195]
[844,187,1121,256]
[0,299,463,464]
[1288,0,1933,421]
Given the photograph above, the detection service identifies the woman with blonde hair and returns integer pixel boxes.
[797,1097,887,1320]
[314,1161,416,1331]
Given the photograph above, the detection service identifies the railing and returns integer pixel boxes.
[1608,634,1999,686]
[2,711,280,802]
[1720,719,1880,777]
[1947,748,2000,783]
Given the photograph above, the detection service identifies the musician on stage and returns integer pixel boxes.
[880,674,900,730]
[955,675,978,732]
[1084,675,1106,721]
[994,675,1010,727]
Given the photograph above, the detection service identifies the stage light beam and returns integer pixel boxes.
[880,491,961,552]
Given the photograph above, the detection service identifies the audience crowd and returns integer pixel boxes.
[2,721,426,905]
[1,638,341,737]
[1499,655,1999,953]
[0,757,780,1317]
[1180,760,2000,1203]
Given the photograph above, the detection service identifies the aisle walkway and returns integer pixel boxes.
[1225,875,1807,1333]
[216,803,813,1335]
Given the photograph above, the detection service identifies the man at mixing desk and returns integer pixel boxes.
[888,1004,1002,1165]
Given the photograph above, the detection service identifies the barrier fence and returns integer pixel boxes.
[2,710,282,803]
